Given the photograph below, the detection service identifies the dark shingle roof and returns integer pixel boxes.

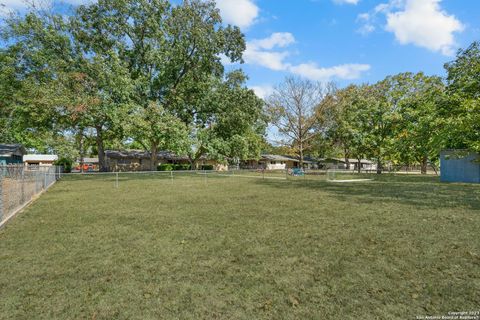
[0,144,26,157]
[105,150,192,161]
[260,154,315,164]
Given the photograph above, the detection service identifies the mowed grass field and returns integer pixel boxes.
[0,173,479,319]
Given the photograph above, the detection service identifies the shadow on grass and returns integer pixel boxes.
[58,173,480,210]
[257,174,480,210]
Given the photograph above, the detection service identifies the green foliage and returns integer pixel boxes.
[175,164,192,171]
[157,163,174,171]
[388,73,445,170]
[54,157,73,173]
[443,42,480,152]
[1,1,478,173]
[0,0,263,172]
[157,163,191,171]
[201,164,214,171]
[178,70,265,166]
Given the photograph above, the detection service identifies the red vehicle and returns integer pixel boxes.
[74,163,95,172]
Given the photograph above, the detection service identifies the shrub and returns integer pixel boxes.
[157,163,174,171]
[174,164,191,171]
[54,158,73,173]
[201,164,214,171]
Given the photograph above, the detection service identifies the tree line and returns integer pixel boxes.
[266,42,480,174]
[1,1,478,173]
[0,0,265,171]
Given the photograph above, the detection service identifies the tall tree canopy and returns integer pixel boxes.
[73,0,246,169]
[0,0,266,170]
[443,41,480,152]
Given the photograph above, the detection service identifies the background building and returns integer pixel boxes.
[440,150,480,183]
[23,155,58,166]
[0,144,26,165]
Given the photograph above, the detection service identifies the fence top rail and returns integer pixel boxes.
[59,169,265,175]
[48,169,295,176]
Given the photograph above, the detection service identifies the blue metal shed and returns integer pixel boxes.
[440,150,480,184]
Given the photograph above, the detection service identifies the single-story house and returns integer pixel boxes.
[241,154,316,170]
[440,150,480,184]
[23,154,58,166]
[0,144,26,165]
[318,158,377,171]
[261,154,292,170]
[105,150,227,172]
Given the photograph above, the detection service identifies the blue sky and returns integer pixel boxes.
[1,0,479,98]
[216,0,480,98]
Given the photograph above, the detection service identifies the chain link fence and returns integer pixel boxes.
[0,165,61,226]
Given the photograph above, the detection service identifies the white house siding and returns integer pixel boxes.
[266,162,286,170]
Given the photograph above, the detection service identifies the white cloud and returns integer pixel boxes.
[0,0,91,15]
[0,0,27,9]
[385,0,464,55]
[358,0,464,55]
[250,85,274,99]
[0,0,51,16]
[356,12,375,35]
[216,0,259,29]
[243,32,294,71]
[249,32,295,50]
[244,49,290,71]
[333,0,359,4]
[289,63,371,81]
[244,32,370,81]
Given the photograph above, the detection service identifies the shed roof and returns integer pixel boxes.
[23,154,58,162]
[82,158,99,164]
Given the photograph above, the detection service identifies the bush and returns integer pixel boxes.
[158,163,191,171]
[174,164,191,171]
[157,163,174,171]
[201,164,214,171]
[54,157,73,173]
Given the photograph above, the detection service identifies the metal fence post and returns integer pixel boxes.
[21,166,25,203]
[44,168,47,190]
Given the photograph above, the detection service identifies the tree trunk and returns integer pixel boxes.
[376,158,383,174]
[421,155,428,175]
[189,157,197,171]
[95,126,108,172]
[344,148,350,171]
[357,158,361,174]
[77,130,84,173]
[150,144,158,171]
[299,142,304,169]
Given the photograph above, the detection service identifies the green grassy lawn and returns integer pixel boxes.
[0,173,479,319]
